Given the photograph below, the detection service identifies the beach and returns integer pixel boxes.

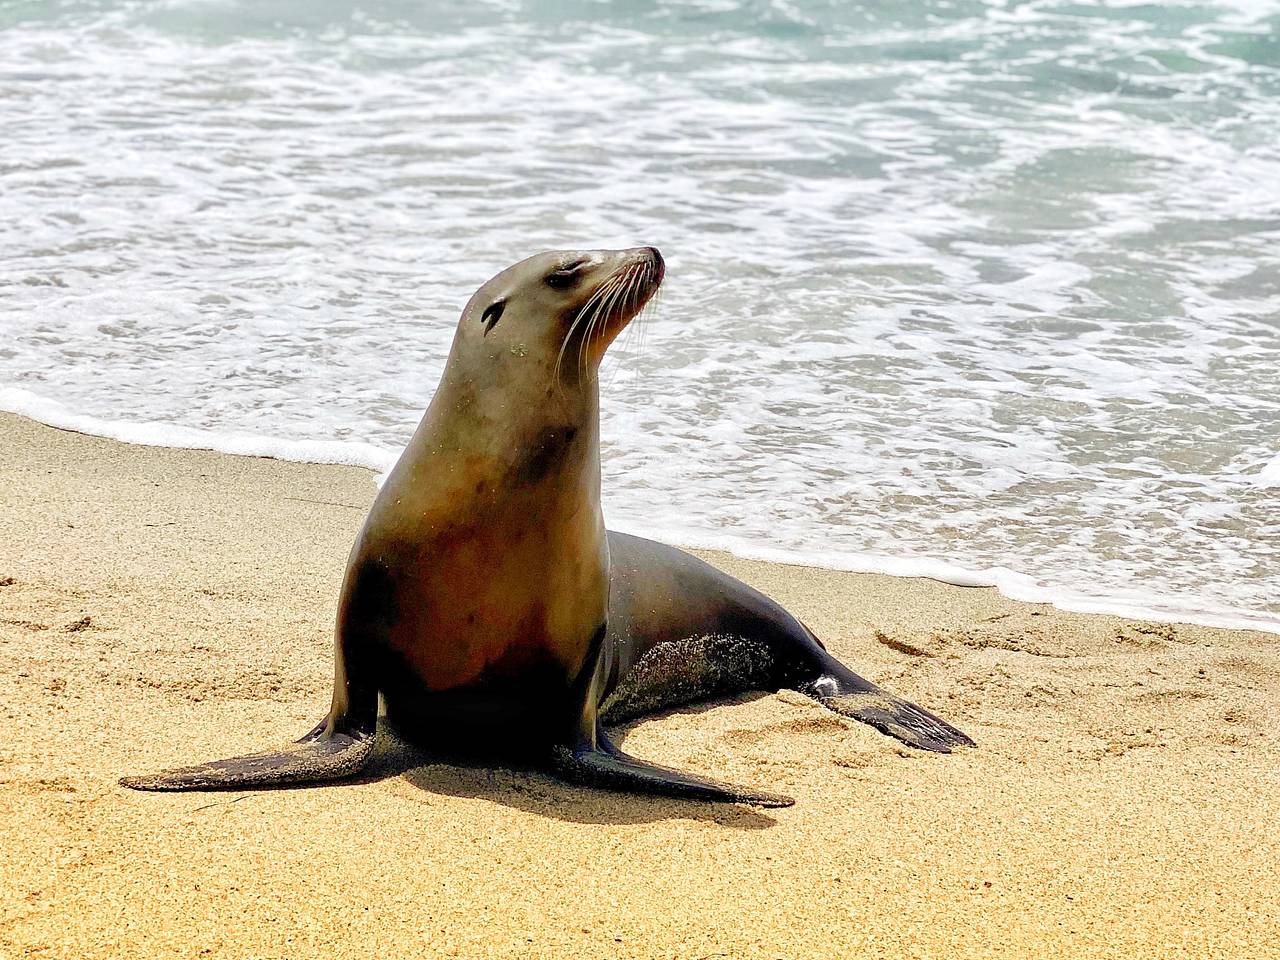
[2,409,1277,958]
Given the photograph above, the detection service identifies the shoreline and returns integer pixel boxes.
[3,389,1274,636]
[3,411,1278,958]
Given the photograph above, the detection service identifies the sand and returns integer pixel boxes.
[1,410,1277,959]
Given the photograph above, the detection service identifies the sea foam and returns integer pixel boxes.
[2,0,1277,635]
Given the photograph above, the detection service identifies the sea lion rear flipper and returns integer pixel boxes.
[557,624,792,807]
[552,721,793,808]
[802,672,975,753]
[119,725,376,791]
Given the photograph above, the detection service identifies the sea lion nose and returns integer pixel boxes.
[643,246,665,281]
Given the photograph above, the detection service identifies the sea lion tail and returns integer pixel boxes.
[119,723,375,792]
[552,722,794,808]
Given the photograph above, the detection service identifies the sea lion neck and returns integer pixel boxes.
[388,352,604,513]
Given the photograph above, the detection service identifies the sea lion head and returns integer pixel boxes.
[450,246,664,393]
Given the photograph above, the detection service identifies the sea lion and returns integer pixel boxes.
[122,246,971,807]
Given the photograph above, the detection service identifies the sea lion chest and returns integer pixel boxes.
[339,481,608,697]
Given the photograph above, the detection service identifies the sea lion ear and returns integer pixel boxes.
[481,299,505,336]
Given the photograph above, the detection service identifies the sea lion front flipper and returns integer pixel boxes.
[552,720,793,808]
[119,726,376,791]
[121,639,380,792]
[800,673,975,753]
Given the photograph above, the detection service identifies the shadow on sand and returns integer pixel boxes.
[346,709,781,830]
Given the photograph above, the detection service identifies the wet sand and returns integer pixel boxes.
[2,411,1277,958]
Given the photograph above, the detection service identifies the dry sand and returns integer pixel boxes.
[1,410,1277,959]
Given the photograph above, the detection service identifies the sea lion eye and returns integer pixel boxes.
[545,259,588,289]
[481,299,504,335]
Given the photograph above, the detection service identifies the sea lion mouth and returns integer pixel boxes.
[555,246,664,383]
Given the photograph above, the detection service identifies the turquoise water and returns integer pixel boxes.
[2,0,1278,630]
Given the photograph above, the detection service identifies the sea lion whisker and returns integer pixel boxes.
[577,305,598,381]
[594,267,634,349]
[621,264,661,395]
[577,273,622,381]
[604,266,654,392]
[611,262,651,354]
[555,276,614,389]
[623,264,645,317]
[594,266,642,382]
[553,317,585,394]
[617,262,644,318]
[583,276,623,377]
[604,268,633,334]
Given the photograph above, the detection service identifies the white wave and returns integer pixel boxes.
[1256,454,1280,489]
[0,388,397,473]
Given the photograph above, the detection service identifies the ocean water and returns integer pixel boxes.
[2,0,1278,632]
